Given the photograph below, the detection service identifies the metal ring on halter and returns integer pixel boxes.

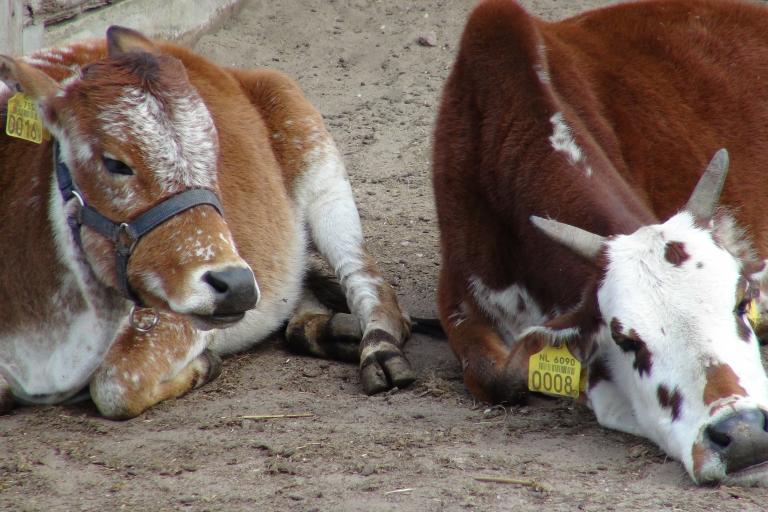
[71,190,85,208]
[129,304,159,332]
[117,222,138,253]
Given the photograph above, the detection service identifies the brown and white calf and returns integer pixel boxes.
[434,0,768,486]
[0,27,413,419]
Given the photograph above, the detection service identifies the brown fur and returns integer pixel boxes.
[0,30,411,417]
[433,0,768,403]
[703,364,747,406]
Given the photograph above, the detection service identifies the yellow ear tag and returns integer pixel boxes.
[5,92,48,144]
[747,299,761,329]
[528,344,581,399]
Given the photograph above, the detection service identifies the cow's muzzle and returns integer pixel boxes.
[705,408,768,476]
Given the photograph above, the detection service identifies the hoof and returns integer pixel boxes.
[359,329,416,395]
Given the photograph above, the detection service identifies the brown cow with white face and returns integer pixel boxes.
[433,0,768,485]
[0,27,413,418]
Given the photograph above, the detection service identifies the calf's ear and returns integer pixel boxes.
[0,56,59,101]
[107,26,159,57]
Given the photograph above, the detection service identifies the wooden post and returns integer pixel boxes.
[0,0,24,55]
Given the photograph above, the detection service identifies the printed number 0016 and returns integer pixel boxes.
[7,116,39,140]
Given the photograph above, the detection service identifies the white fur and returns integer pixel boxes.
[468,276,546,344]
[534,44,550,83]
[98,86,219,192]
[293,136,383,333]
[591,211,768,481]
[0,175,130,403]
[209,216,306,355]
[549,112,592,177]
[0,81,11,101]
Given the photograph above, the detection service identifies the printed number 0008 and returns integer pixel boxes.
[530,370,574,395]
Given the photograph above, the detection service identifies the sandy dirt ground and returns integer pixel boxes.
[3,0,768,510]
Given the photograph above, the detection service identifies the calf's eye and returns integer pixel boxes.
[103,157,134,176]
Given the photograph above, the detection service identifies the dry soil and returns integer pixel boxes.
[2,1,767,511]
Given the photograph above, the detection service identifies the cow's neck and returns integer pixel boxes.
[0,140,129,403]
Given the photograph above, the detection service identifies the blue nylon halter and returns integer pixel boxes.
[54,141,224,305]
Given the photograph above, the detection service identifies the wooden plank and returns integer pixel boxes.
[0,0,24,55]
[26,0,117,27]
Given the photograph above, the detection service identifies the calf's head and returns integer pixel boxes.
[0,27,258,327]
[532,150,768,485]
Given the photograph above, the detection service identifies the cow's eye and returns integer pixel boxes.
[103,157,133,176]
[736,298,751,317]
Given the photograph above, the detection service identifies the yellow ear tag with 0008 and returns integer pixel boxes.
[528,344,581,399]
[5,92,48,144]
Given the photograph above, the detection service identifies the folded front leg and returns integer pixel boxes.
[90,312,219,419]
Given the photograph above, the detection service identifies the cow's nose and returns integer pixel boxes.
[705,409,768,474]
[202,267,258,314]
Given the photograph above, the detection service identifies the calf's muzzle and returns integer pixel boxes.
[203,266,259,316]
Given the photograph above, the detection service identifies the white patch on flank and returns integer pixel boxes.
[549,112,592,176]
[468,276,546,344]
[98,86,219,193]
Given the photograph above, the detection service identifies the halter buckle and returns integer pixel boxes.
[116,222,138,254]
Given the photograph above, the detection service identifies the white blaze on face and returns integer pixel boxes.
[592,211,768,476]
[98,86,219,192]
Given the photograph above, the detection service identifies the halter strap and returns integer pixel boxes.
[54,141,224,304]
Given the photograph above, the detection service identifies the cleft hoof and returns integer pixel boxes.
[359,329,416,395]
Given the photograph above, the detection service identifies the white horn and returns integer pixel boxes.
[685,148,729,222]
[530,216,605,262]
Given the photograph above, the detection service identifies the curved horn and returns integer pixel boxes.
[685,148,729,222]
[530,216,605,262]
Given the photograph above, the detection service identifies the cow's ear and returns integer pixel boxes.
[0,55,59,101]
[106,26,159,57]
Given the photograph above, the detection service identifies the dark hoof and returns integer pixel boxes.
[198,349,222,387]
[359,330,416,395]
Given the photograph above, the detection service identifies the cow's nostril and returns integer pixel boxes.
[704,409,768,474]
[203,271,230,294]
[201,267,258,315]
[705,425,732,449]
